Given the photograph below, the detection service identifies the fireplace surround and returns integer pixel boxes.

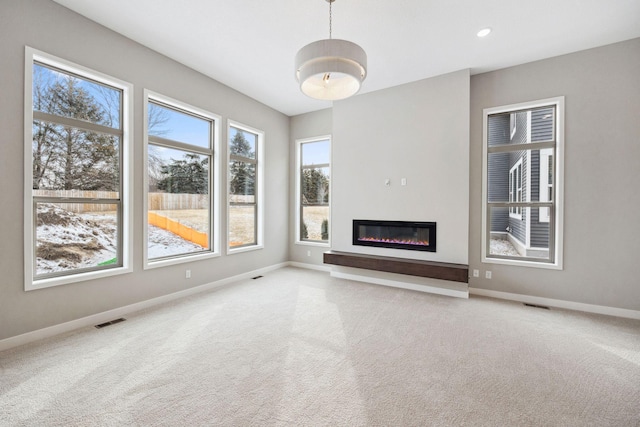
[353,220,436,252]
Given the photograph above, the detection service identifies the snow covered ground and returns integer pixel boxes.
[36,205,118,274]
[147,225,204,259]
[36,204,204,274]
[489,238,520,256]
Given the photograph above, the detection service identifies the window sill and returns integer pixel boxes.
[145,251,220,270]
[482,256,562,270]
[227,244,263,255]
[27,265,133,291]
[296,240,330,248]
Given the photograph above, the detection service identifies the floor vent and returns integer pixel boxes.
[252,275,264,280]
[95,318,126,329]
[523,303,550,310]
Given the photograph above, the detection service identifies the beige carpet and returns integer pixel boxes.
[1,267,639,426]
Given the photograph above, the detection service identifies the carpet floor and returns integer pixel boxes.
[1,267,639,426]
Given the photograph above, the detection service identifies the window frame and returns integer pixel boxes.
[481,96,564,269]
[509,158,523,219]
[539,149,553,223]
[227,120,264,254]
[24,47,134,290]
[295,136,332,246]
[143,90,221,269]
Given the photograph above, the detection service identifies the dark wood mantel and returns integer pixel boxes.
[323,251,469,283]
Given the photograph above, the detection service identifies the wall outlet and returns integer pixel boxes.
[473,269,479,277]
[185,269,191,279]
[401,178,407,186]
[307,250,311,257]
[485,271,492,279]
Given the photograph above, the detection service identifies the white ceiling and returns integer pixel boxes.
[53,0,640,117]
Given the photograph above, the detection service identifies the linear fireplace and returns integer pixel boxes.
[353,220,436,252]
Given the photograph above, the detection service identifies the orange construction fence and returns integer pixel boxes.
[148,212,208,249]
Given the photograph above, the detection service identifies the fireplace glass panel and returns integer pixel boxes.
[353,220,436,252]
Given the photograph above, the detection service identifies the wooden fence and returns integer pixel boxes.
[148,193,209,210]
[33,190,208,213]
[33,190,118,213]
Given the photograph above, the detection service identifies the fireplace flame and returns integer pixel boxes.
[357,237,429,246]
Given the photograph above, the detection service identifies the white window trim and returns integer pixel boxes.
[525,150,532,249]
[226,120,264,255]
[509,159,523,220]
[295,135,332,247]
[481,96,564,270]
[539,148,553,223]
[143,90,221,269]
[24,47,134,290]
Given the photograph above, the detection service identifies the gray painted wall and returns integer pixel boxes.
[0,0,290,341]
[470,38,640,310]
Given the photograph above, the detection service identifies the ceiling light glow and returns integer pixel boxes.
[477,28,492,38]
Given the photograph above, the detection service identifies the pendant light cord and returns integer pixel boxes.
[329,0,333,39]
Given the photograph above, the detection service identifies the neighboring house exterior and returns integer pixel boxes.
[488,107,554,258]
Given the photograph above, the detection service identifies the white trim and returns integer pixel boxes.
[539,148,553,223]
[145,252,221,270]
[482,255,562,270]
[481,113,489,262]
[143,90,221,268]
[24,47,134,291]
[295,240,330,248]
[288,261,332,272]
[330,266,469,299]
[482,96,564,269]
[555,97,565,269]
[7,262,637,352]
[508,158,523,219]
[226,120,265,254]
[0,262,290,352]
[295,135,332,244]
[469,287,640,320]
[228,244,265,255]
[525,150,531,248]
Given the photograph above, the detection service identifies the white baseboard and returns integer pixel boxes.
[288,261,331,272]
[6,264,635,353]
[0,262,289,352]
[331,266,469,299]
[469,287,640,320]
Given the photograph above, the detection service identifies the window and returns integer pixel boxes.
[482,97,564,268]
[296,137,331,244]
[144,91,219,266]
[25,48,132,289]
[539,149,553,222]
[228,122,264,252]
[509,159,523,218]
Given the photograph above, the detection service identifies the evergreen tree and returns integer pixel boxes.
[157,154,209,194]
[32,66,119,191]
[302,168,329,204]
[229,131,255,196]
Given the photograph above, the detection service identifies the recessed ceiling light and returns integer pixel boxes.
[477,28,492,38]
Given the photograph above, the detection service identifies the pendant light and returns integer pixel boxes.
[295,0,367,101]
